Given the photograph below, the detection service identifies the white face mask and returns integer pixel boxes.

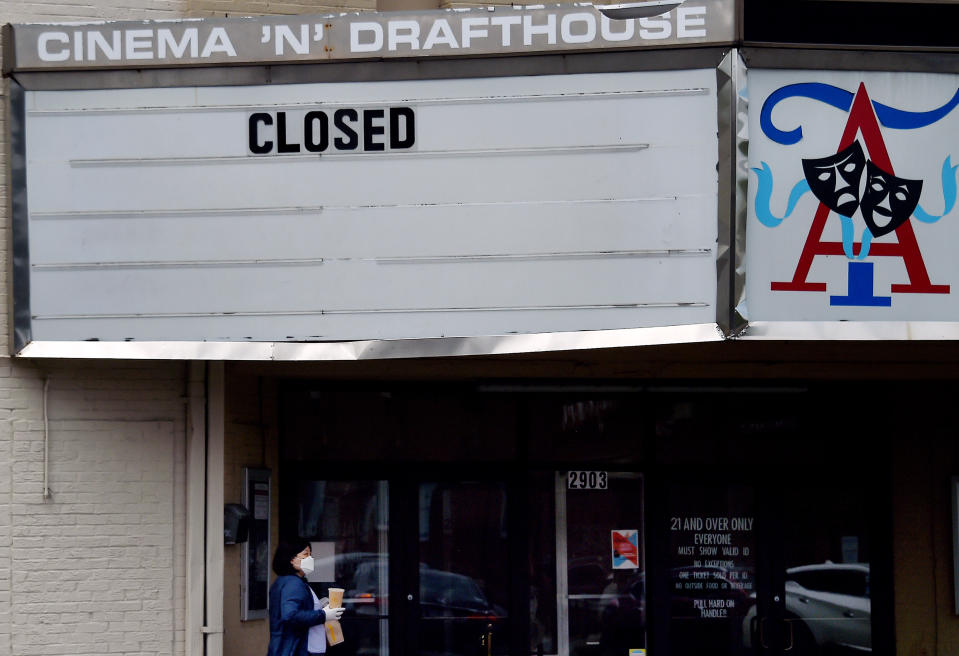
[299,556,315,575]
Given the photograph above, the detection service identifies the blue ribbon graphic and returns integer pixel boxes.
[761,83,959,145]
[839,215,873,260]
[914,156,958,223]
[752,162,810,227]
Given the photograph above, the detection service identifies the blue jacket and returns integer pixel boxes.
[267,575,328,656]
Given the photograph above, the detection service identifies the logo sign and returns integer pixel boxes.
[746,70,959,321]
[612,529,640,569]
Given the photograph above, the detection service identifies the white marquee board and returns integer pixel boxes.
[746,69,959,322]
[18,69,720,346]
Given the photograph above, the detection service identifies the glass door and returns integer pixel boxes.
[659,480,758,656]
[770,481,874,656]
[295,479,391,656]
[558,472,647,656]
[655,477,876,656]
[413,480,511,656]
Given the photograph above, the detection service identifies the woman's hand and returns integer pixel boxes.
[323,605,345,622]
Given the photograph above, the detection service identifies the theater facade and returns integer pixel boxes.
[3,1,959,655]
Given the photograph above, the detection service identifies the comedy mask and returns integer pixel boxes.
[859,161,923,237]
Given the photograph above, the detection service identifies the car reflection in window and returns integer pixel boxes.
[348,559,507,656]
[567,557,648,656]
[346,558,389,615]
[420,568,506,656]
[743,563,871,656]
[420,568,505,619]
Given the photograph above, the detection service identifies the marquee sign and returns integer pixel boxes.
[10,66,722,353]
[746,70,959,322]
[3,0,735,72]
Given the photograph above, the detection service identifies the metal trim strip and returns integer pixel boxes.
[9,48,733,91]
[715,49,734,335]
[731,48,748,336]
[739,322,959,341]
[741,46,959,73]
[1,24,15,75]
[69,142,650,167]
[554,471,570,656]
[14,324,723,360]
[27,87,709,115]
[715,47,746,337]
[32,302,711,321]
[8,80,32,354]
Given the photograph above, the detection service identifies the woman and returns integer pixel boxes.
[267,541,345,656]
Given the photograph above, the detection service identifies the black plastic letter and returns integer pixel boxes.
[304,111,329,153]
[390,107,415,149]
[276,112,301,154]
[334,109,359,150]
[364,109,386,152]
[248,113,273,154]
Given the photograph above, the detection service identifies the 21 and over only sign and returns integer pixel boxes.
[746,70,959,322]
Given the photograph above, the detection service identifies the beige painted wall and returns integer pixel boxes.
[893,414,959,656]
[223,372,280,656]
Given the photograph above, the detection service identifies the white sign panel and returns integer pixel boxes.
[20,69,719,345]
[746,69,959,321]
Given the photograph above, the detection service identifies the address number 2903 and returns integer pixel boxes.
[567,471,608,490]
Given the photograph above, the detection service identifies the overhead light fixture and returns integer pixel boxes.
[596,0,683,20]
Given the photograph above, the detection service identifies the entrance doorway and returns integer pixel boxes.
[282,470,647,656]
[276,383,890,656]
[653,474,881,656]
[410,479,511,656]
[282,472,525,656]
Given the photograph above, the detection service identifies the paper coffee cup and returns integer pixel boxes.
[329,587,344,608]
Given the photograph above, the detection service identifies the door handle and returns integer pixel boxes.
[749,617,768,649]
[481,623,493,656]
[754,616,795,651]
[843,611,856,618]
[797,596,809,604]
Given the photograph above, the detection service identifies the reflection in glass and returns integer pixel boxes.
[564,473,646,656]
[418,481,510,656]
[780,485,871,656]
[739,487,873,656]
[529,473,558,655]
[297,480,389,656]
[783,563,871,655]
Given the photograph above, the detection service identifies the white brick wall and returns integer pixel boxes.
[10,418,178,655]
[1,1,189,26]
[0,362,188,656]
[0,370,10,656]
